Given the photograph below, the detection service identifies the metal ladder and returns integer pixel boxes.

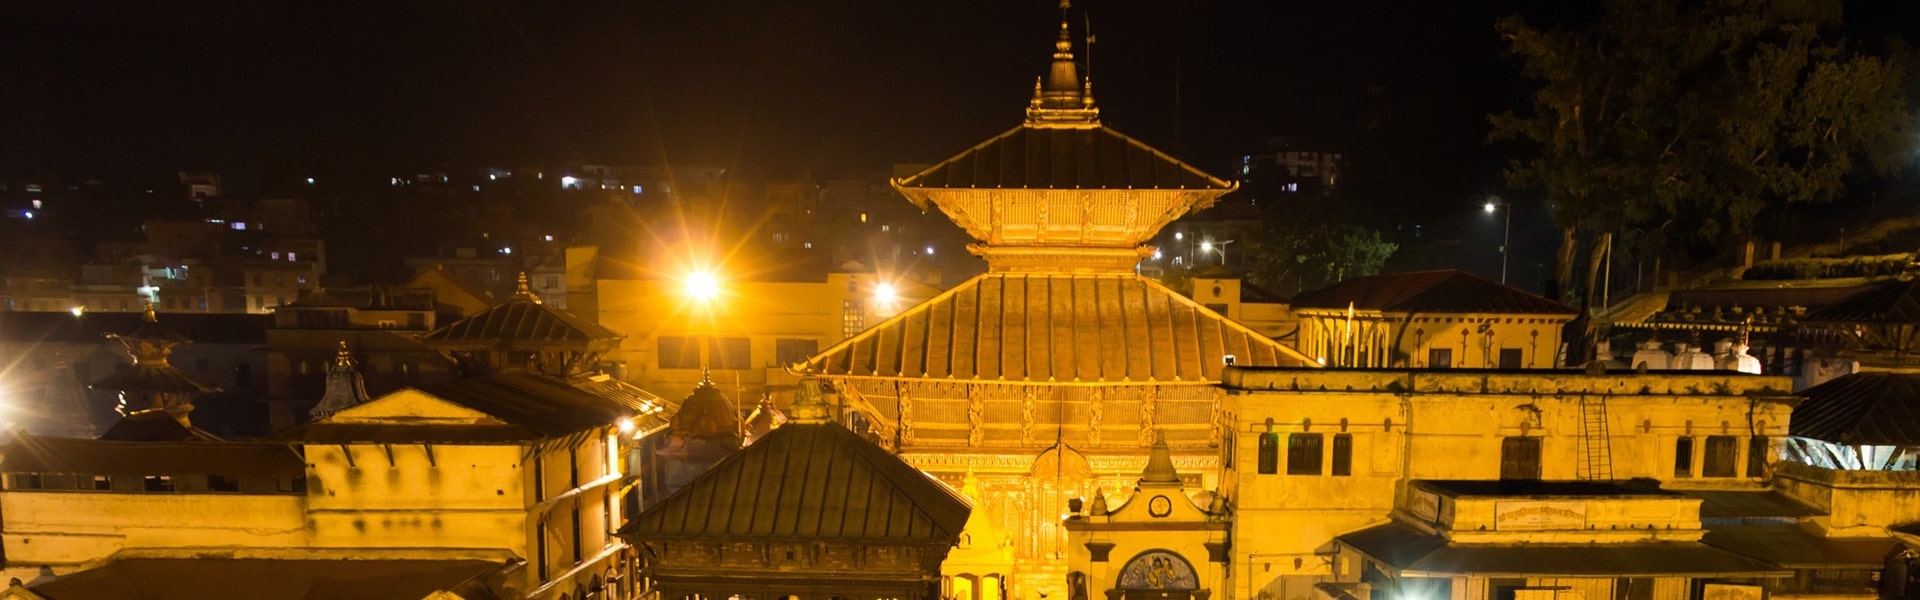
[1578,395,1614,480]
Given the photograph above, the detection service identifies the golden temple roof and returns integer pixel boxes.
[623,420,971,544]
[803,273,1312,382]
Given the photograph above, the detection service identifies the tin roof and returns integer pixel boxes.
[420,296,622,349]
[802,273,1311,382]
[87,363,219,395]
[98,409,222,442]
[1801,278,1920,323]
[0,434,304,479]
[414,372,655,436]
[0,312,270,345]
[1704,525,1901,569]
[623,422,970,544]
[1792,372,1920,445]
[897,125,1231,191]
[1290,270,1577,315]
[1339,522,1789,577]
[28,557,508,600]
[272,372,667,443]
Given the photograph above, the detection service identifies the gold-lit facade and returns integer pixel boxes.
[800,12,1313,597]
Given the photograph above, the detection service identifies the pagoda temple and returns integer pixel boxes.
[800,5,1314,596]
[88,304,220,428]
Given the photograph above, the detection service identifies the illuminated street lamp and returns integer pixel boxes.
[1200,240,1234,265]
[872,282,898,305]
[1484,197,1511,284]
[684,271,720,304]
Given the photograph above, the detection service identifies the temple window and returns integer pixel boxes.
[1257,432,1280,474]
[1704,435,1739,477]
[1674,437,1695,478]
[1331,434,1353,476]
[1499,437,1541,480]
[1288,433,1324,475]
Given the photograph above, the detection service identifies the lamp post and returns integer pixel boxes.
[1200,239,1235,267]
[1483,197,1511,284]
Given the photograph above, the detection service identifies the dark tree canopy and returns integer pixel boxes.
[1491,0,1914,297]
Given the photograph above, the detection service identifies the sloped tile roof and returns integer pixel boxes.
[624,422,970,544]
[1703,525,1901,569]
[1340,521,1788,577]
[98,409,222,442]
[421,298,623,347]
[803,273,1311,382]
[28,557,508,600]
[271,372,670,443]
[0,312,269,345]
[897,125,1232,191]
[0,434,304,479]
[1801,278,1920,323]
[1290,270,1577,315]
[413,372,657,437]
[1793,372,1920,445]
[88,363,219,395]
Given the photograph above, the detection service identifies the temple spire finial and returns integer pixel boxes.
[512,272,542,304]
[1025,0,1099,126]
[142,300,158,323]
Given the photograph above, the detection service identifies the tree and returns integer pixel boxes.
[1491,0,1913,307]
[1243,225,1398,297]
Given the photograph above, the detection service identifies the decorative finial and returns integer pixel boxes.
[1139,431,1181,486]
[334,340,354,368]
[142,300,158,323]
[512,272,542,304]
[1025,2,1099,126]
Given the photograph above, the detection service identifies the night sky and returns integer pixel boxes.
[2,1,1536,180]
[4,1,1917,288]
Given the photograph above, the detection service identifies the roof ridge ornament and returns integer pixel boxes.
[1024,3,1099,127]
[512,272,542,304]
[1138,430,1182,486]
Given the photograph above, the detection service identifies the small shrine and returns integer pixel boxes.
[1065,434,1228,600]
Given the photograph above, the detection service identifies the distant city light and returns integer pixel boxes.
[1153,250,1164,260]
[500,246,513,255]
[1174,232,1184,241]
[22,211,31,220]
[683,271,720,303]
[1200,241,1214,253]
[560,176,581,189]
[231,222,247,230]
[30,200,41,209]
[69,306,84,317]
[543,235,555,242]
[632,185,643,194]
[488,174,497,181]
[305,177,315,185]
[925,246,935,256]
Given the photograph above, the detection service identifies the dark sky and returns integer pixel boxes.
[0,1,1536,181]
[3,1,1912,182]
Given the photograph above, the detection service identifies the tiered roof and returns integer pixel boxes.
[805,273,1310,381]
